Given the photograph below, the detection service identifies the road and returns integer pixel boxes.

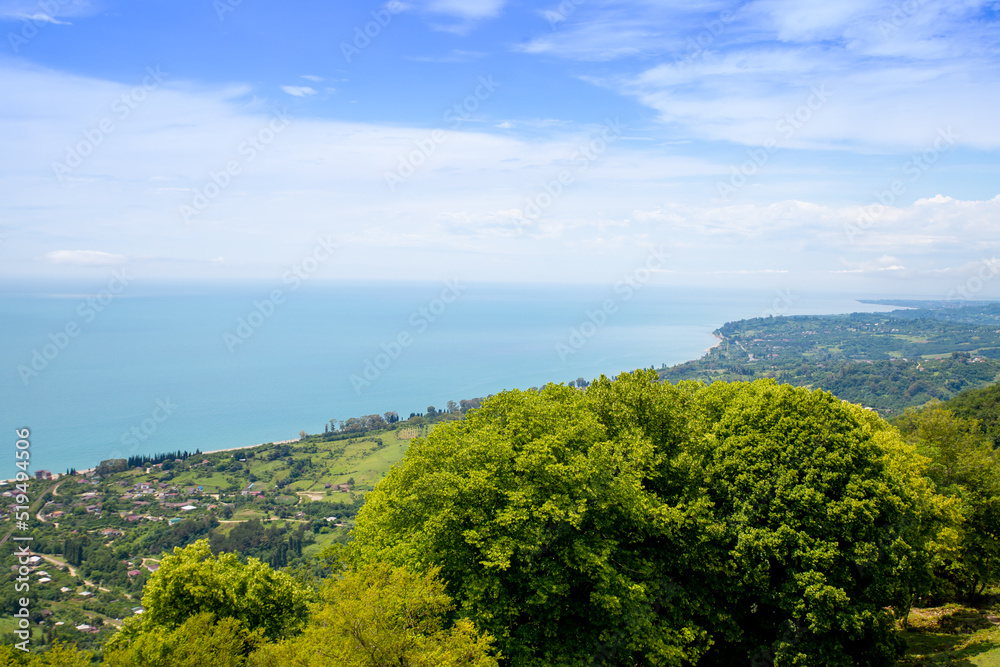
[0,478,58,547]
[35,480,63,523]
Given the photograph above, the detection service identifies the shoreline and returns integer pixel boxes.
[200,439,298,456]
[703,333,724,355]
[16,296,911,478]
[3,440,301,483]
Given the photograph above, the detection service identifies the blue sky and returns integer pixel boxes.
[2,0,1000,296]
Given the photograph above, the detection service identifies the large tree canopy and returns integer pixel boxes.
[351,372,942,666]
[104,539,309,657]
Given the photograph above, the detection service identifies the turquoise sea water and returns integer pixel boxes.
[1,281,900,477]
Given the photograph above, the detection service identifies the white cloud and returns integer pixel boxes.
[20,13,70,24]
[280,85,316,97]
[0,0,97,21]
[401,0,506,33]
[405,49,488,63]
[2,61,999,295]
[423,0,504,20]
[300,75,324,82]
[517,1,1000,150]
[44,250,127,266]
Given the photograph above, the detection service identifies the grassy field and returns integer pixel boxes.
[900,602,1000,666]
[128,425,430,498]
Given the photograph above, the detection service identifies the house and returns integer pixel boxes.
[128,570,141,577]
[337,484,351,492]
[180,505,197,511]
[168,517,182,525]
[145,562,159,573]
[35,470,52,480]
[37,577,52,584]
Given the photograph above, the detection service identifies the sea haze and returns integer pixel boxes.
[1,281,901,477]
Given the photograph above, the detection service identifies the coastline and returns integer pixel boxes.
[12,295,905,478]
[2,440,302,483]
[201,438,299,456]
[704,333,724,355]
[202,438,299,454]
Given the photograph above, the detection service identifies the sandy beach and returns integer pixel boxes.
[703,333,724,355]
[201,438,298,455]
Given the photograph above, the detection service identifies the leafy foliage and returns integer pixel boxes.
[105,539,309,655]
[0,642,95,666]
[351,371,939,666]
[103,613,263,667]
[252,562,497,666]
[895,401,1000,600]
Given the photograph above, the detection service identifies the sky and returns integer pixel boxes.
[1,0,1000,296]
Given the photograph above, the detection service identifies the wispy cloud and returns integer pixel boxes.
[405,49,488,63]
[45,250,127,266]
[402,0,507,33]
[0,0,96,21]
[519,1,1000,150]
[280,85,317,97]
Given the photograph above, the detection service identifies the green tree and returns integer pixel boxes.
[693,381,941,665]
[896,401,1000,599]
[352,373,721,665]
[104,612,263,667]
[351,371,940,666]
[252,562,497,666]
[0,642,94,666]
[105,539,309,654]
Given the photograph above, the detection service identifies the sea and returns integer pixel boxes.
[0,281,903,478]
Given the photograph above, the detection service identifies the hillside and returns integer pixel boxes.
[659,302,1000,414]
[0,419,441,653]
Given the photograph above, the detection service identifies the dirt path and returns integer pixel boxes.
[0,479,60,547]
[35,480,64,523]
[39,553,76,577]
